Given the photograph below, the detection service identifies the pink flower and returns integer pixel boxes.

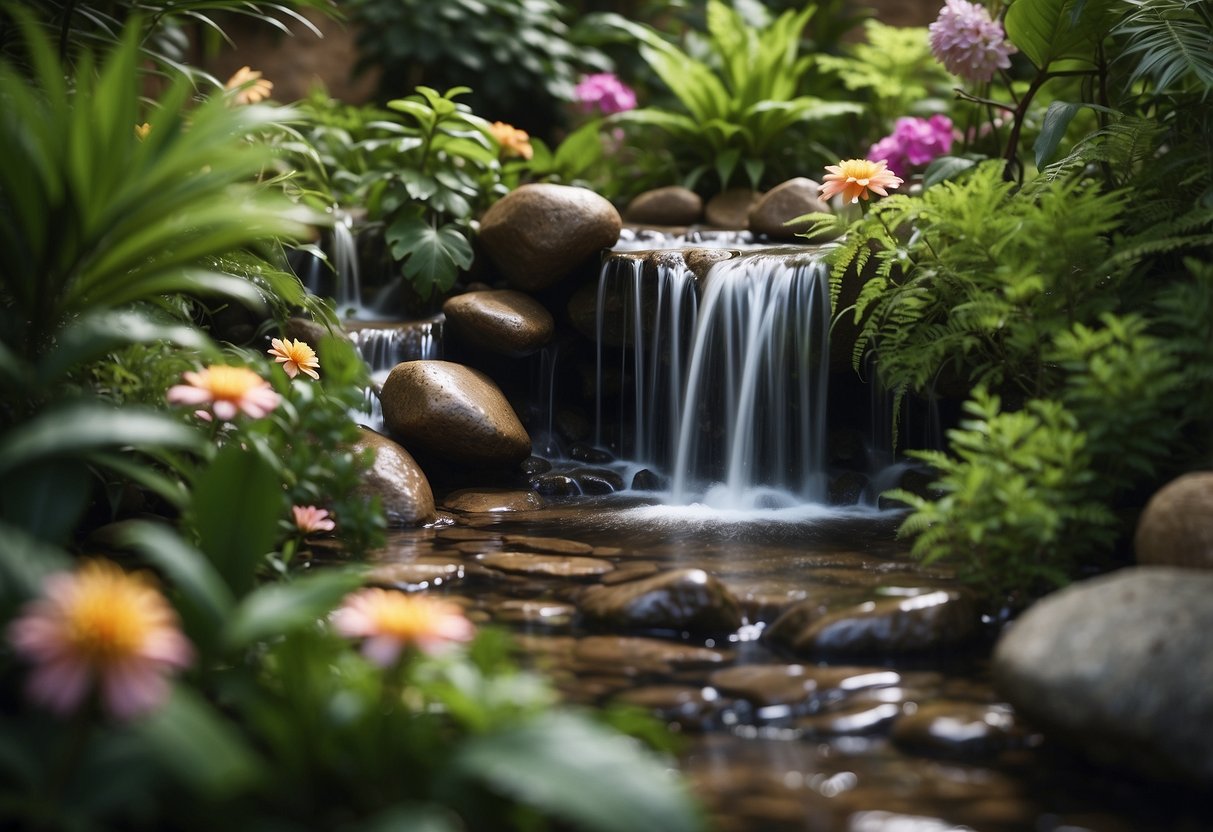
[166,365,281,422]
[293,505,335,535]
[573,73,637,115]
[868,115,956,176]
[331,589,474,666]
[267,337,320,380]
[7,560,193,719]
[819,159,905,204]
[929,0,1017,83]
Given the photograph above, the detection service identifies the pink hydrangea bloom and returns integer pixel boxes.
[293,505,336,534]
[573,73,637,115]
[166,365,281,422]
[868,115,956,176]
[929,0,1017,83]
[332,589,474,666]
[7,560,194,720]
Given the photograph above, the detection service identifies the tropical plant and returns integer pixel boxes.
[598,0,862,191]
[346,0,610,139]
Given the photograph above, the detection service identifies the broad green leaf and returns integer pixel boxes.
[0,458,92,544]
[224,569,363,649]
[357,806,461,832]
[923,155,982,188]
[1004,0,1098,69]
[454,711,703,832]
[0,404,203,476]
[386,218,473,299]
[0,521,71,602]
[190,444,284,597]
[1034,101,1084,167]
[136,687,262,799]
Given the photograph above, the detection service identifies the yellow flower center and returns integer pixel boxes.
[281,341,316,367]
[836,159,882,182]
[366,594,451,641]
[202,365,265,401]
[64,563,157,662]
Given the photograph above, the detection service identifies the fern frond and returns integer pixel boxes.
[1115,0,1213,95]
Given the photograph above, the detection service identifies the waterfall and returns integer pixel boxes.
[331,211,364,318]
[594,247,832,507]
[347,318,444,432]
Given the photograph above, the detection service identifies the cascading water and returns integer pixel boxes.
[594,246,832,508]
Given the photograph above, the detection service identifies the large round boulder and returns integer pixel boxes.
[380,360,531,467]
[478,183,621,292]
[747,177,835,241]
[623,186,704,226]
[1135,471,1213,569]
[442,289,554,357]
[704,188,761,228]
[992,567,1213,786]
[351,428,435,526]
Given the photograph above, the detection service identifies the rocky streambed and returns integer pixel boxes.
[356,497,1212,832]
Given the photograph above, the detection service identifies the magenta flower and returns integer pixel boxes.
[929,0,1017,83]
[868,115,956,176]
[7,560,193,720]
[332,589,475,666]
[573,73,637,115]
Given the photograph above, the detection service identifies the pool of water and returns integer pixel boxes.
[366,500,1211,832]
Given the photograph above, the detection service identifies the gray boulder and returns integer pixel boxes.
[1135,471,1213,569]
[704,188,761,228]
[442,289,554,358]
[993,567,1213,786]
[478,183,621,292]
[351,429,435,526]
[380,360,531,467]
[747,177,835,241]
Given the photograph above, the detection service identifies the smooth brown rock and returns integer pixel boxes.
[366,560,462,589]
[480,552,615,579]
[705,188,761,228]
[747,177,835,241]
[709,664,900,708]
[615,684,728,729]
[574,635,732,676]
[491,599,577,628]
[797,701,903,735]
[624,186,704,225]
[579,568,744,634]
[764,589,980,657]
[441,289,554,358]
[442,488,545,513]
[1135,472,1213,569]
[503,535,594,555]
[478,183,621,292]
[351,429,436,526]
[380,360,531,467]
[890,700,1026,758]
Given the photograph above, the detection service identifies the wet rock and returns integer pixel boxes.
[478,183,621,292]
[574,635,732,676]
[705,188,762,228]
[682,248,738,282]
[442,488,545,513]
[765,589,980,657]
[442,289,555,358]
[435,527,499,542]
[351,429,436,526]
[580,569,744,635]
[503,535,594,555]
[570,443,614,464]
[992,566,1213,786]
[709,664,900,708]
[529,473,581,497]
[366,560,463,590]
[829,471,869,505]
[797,701,902,735]
[283,316,345,347]
[381,360,531,467]
[624,186,704,226]
[601,562,660,584]
[1135,472,1213,569]
[631,468,661,491]
[879,466,941,510]
[616,684,728,729]
[891,701,1027,759]
[520,456,551,475]
[480,552,614,579]
[747,178,834,241]
[491,599,576,628]
[570,466,624,495]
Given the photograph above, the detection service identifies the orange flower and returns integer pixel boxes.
[134,122,151,141]
[293,505,335,534]
[166,365,281,421]
[224,66,273,106]
[7,560,193,719]
[489,121,533,161]
[819,158,904,204]
[332,589,474,665]
[267,337,320,380]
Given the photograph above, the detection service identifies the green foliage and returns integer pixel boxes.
[599,0,861,191]
[892,390,1117,602]
[347,0,609,137]
[1113,0,1213,93]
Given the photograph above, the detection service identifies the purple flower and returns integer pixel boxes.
[868,115,956,177]
[573,73,637,115]
[929,0,1017,83]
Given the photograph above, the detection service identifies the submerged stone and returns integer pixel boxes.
[579,568,744,635]
[442,488,545,513]
[708,664,900,709]
[503,534,594,555]
[890,701,1028,759]
[569,466,625,495]
[480,552,614,579]
[573,635,732,676]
